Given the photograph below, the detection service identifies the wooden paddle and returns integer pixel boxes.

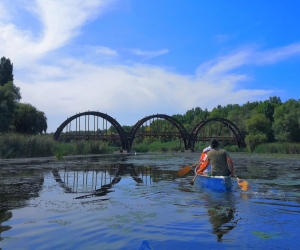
[177,161,199,177]
[189,173,198,185]
[234,176,252,191]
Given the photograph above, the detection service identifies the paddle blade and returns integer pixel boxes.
[237,179,252,191]
[178,166,192,177]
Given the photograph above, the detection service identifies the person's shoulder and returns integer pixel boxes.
[217,148,228,153]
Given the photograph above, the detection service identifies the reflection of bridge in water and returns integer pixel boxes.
[54,111,246,152]
[52,165,175,198]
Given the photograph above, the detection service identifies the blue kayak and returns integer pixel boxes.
[137,240,153,250]
[195,173,232,192]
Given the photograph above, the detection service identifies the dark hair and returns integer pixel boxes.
[210,138,219,148]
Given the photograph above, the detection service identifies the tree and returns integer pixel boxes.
[12,103,47,134]
[0,57,14,86]
[245,133,268,152]
[272,99,300,142]
[246,114,271,135]
[245,114,270,151]
[255,97,282,121]
[0,81,21,132]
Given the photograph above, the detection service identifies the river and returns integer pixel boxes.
[1,152,300,249]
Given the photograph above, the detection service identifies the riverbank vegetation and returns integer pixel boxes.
[2,132,300,159]
[0,57,47,135]
[0,133,111,159]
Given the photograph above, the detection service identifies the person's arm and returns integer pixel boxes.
[197,158,209,175]
[227,156,235,177]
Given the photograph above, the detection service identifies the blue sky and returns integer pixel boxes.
[1,0,300,132]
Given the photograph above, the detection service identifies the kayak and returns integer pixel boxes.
[194,168,232,192]
[137,240,153,250]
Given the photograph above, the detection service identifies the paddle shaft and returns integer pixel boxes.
[190,173,198,185]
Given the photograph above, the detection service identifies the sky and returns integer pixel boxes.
[1,0,300,133]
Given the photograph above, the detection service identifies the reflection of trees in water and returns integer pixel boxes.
[0,169,44,238]
[0,211,12,239]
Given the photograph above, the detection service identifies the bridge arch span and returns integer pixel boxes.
[53,111,129,150]
[190,117,245,149]
[128,114,190,150]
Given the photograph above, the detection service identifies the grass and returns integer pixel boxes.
[0,133,111,159]
[0,133,299,159]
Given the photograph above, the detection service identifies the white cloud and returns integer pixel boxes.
[256,43,300,64]
[94,46,118,56]
[0,2,11,21]
[129,48,169,61]
[0,0,114,67]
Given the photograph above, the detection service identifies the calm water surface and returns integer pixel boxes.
[1,153,300,250]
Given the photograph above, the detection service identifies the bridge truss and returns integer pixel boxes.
[54,112,245,151]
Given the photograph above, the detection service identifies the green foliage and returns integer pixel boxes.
[12,103,47,134]
[0,133,54,158]
[246,114,270,134]
[245,114,270,151]
[0,57,13,86]
[255,96,282,122]
[133,138,184,153]
[254,143,300,154]
[272,99,300,143]
[0,56,48,134]
[209,104,231,118]
[122,125,132,132]
[54,141,110,156]
[0,82,21,132]
[245,133,268,152]
[0,133,112,159]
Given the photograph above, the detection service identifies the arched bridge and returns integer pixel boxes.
[54,111,245,151]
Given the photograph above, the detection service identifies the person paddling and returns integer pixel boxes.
[196,145,212,174]
[197,138,235,177]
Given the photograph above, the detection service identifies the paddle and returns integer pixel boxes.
[189,173,198,185]
[233,176,252,191]
[177,161,199,177]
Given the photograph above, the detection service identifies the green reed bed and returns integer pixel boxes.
[54,141,110,157]
[0,133,54,158]
[133,139,193,153]
[0,133,111,159]
[254,143,300,154]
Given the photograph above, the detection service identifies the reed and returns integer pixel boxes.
[254,143,300,154]
[1,133,299,159]
[0,133,54,158]
[0,133,111,159]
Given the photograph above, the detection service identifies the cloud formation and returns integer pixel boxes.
[0,1,299,132]
[0,0,111,66]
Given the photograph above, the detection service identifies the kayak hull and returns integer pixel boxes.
[195,174,232,192]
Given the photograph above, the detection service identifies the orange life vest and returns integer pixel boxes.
[197,152,209,174]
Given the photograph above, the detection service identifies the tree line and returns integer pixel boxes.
[171,96,300,151]
[0,57,47,134]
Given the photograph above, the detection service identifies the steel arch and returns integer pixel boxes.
[128,114,190,150]
[53,111,129,150]
[190,117,245,149]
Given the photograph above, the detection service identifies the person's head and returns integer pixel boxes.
[210,138,219,149]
